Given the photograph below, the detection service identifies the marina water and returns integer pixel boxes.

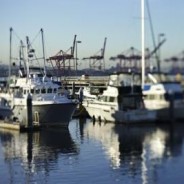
[0,118,184,184]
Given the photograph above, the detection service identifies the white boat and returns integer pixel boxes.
[1,73,78,126]
[83,75,156,123]
[0,28,78,127]
[143,78,184,121]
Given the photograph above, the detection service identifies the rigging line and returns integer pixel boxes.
[145,0,160,69]
[12,28,22,42]
[28,30,47,68]
[30,29,42,46]
[145,0,156,50]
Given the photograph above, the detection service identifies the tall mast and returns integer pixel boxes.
[141,0,145,89]
[40,28,46,75]
[9,27,13,85]
[20,40,26,73]
[26,36,30,81]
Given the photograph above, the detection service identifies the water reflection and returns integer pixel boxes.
[83,120,184,182]
[0,127,79,182]
[1,119,184,183]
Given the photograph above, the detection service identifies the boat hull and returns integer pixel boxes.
[83,102,156,123]
[0,107,12,120]
[154,107,184,122]
[12,102,77,127]
[144,101,184,121]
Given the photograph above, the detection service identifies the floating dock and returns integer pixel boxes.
[0,120,41,132]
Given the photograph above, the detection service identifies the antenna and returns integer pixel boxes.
[40,28,47,75]
[9,27,13,86]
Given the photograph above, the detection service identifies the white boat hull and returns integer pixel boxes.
[12,102,77,126]
[83,102,156,123]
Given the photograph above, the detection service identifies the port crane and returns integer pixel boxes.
[83,37,107,71]
[47,35,77,76]
[110,38,166,72]
[164,50,184,73]
[110,47,141,71]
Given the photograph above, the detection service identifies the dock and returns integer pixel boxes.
[62,75,109,90]
[0,120,41,132]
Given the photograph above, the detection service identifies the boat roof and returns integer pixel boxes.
[144,82,183,93]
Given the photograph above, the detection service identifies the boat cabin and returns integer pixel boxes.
[98,85,145,111]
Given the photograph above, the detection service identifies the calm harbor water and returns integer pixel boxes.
[0,118,184,184]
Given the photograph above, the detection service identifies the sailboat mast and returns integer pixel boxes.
[40,28,47,75]
[9,27,13,85]
[141,0,145,89]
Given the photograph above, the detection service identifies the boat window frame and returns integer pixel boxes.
[35,88,40,94]
[30,89,34,94]
[47,87,52,93]
[53,88,57,93]
[41,88,46,94]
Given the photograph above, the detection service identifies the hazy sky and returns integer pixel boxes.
[0,0,184,69]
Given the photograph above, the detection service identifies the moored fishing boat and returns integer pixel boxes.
[0,28,78,127]
[3,72,78,126]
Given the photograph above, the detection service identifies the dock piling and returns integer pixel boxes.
[26,93,33,129]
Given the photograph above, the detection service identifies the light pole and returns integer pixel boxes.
[75,40,81,73]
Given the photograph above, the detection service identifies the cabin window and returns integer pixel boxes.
[35,89,40,94]
[159,94,165,100]
[53,88,57,93]
[47,88,52,93]
[41,88,46,94]
[155,95,160,100]
[147,95,155,100]
[150,95,155,100]
[109,97,115,102]
[100,96,107,102]
[30,89,34,94]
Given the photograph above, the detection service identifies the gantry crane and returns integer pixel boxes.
[83,37,107,71]
[47,35,77,76]
[110,38,166,72]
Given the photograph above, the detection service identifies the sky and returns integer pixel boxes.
[0,0,184,70]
